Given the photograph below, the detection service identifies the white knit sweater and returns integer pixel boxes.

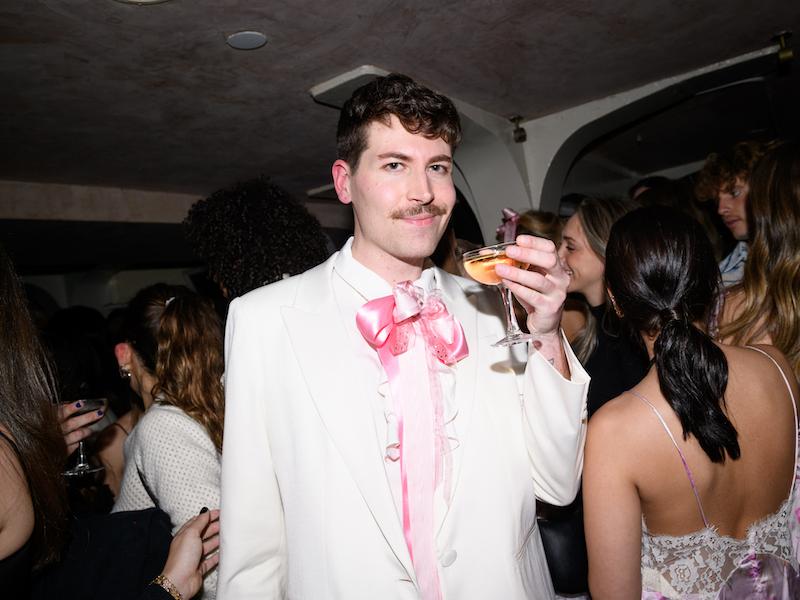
[113,402,221,599]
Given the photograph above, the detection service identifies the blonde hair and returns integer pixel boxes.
[719,141,800,376]
[154,293,225,452]
[570,197,637,364]
[516,210,563,244]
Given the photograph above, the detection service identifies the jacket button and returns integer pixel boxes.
[440,549,457,567]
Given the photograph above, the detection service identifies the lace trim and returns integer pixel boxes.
[642,492,796,595]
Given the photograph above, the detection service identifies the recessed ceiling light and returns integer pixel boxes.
[226,31,268,51]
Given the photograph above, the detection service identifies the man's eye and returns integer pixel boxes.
[430,164,450,174]
[384,162,402,171]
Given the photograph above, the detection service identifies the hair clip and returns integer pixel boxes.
[165,296,175,307]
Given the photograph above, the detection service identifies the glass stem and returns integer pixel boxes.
[499,284,523,336]
[76,441,88,467]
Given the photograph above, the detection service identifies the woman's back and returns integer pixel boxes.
[636,345,795,537]
[595,344,799,597]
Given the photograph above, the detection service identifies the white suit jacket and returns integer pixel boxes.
[217,251,589,600]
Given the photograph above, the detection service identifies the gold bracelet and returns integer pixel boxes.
[151,574,183,600]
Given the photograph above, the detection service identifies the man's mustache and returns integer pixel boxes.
[391,205,448,219]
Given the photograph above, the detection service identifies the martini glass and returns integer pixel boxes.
[462,241,532,347]
[63,398,106,477]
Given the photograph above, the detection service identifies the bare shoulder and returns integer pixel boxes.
[587,393,643,458]
[96,413,135,454]
[724,343,799,400]
[0,429,34,558]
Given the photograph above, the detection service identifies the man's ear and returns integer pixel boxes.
[332,159,352,205]
[114,342,133,367]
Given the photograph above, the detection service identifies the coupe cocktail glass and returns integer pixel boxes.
[462,242,532,347]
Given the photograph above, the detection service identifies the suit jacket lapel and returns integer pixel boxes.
[281,260,416,582]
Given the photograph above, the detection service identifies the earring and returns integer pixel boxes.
[119,365,132,380]
[608,294,623,318]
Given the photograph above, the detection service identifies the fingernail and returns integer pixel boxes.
[96,409,104,416]
[200,506,209,514]
[75,401,82,408]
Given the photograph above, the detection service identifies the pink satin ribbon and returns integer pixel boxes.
[496,207,520,242]
[356,282,468,600]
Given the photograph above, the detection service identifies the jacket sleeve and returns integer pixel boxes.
[216,296,287,600]
[521,331,589,506]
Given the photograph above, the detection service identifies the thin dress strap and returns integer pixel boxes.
[629,390,711,529]
[111,421,131,436]
[745,345,799,498]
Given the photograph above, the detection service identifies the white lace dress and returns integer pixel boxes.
[637,348,800,599]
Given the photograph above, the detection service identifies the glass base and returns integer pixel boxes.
[492,331,533,347]
[64,463,104,478]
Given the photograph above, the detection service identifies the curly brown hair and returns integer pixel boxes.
[337,73,462,170]
[153,291,225,453]
[694,141,772,202]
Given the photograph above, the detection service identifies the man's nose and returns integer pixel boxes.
[408,170,434,204]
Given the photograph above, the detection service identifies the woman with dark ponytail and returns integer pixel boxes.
[584,206,800,598]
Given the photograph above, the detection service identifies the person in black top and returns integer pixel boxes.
[558,196,649,417]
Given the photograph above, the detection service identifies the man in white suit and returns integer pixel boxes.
[217,74,589,600]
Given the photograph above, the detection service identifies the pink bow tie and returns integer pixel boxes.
[356,281,468,365]
[356,281,467,600]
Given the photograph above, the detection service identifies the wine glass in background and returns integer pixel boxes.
[63,398,106,477]
[462,241,532,347]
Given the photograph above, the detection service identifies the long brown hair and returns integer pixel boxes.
[570,197,637,363]
[0,244,67,568]
[153,291,225,452]
[720,141,800,376]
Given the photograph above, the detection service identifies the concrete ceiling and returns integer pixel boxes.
[2,1,799,279]
[2,0,798,202]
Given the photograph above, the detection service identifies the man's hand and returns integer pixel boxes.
[495,235,571,376]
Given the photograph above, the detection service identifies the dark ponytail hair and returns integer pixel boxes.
[605,206,739,463]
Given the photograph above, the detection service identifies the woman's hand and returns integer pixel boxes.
[160,508,221,600]
[58,400,105,456]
